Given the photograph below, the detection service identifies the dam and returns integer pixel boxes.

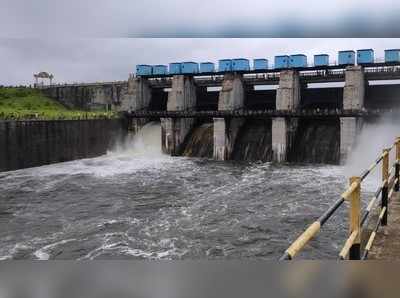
[41,63,400,164]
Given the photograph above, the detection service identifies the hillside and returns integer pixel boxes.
[0,87,116,120]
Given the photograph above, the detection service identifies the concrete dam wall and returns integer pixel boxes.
[42,81,128,110]
[0,119,126,172]
[38,65,400,165]
[125,69,358,164]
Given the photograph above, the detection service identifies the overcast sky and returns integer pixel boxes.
[1,38,400,85]
[2,0,400,85]
[1,0,400,37]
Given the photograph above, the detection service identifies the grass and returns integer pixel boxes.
[0,87,118,120]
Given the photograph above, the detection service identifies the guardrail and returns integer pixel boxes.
[280,137,400,260]
[124,109,400,119]
[36,81,127,88]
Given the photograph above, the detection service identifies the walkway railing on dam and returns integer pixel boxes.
[124,109,400,119]
[280,138,400,260]
[147,66,400,89]
[36,80,127,89]
[36,63,400,90]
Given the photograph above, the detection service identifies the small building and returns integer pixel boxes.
[357,49,374,65]
[253,59,269,70]
[169,63,182,75]
[136,65,152,76]
[385,49,400,63]
[232,58,250,71]
[338,50,355,65]
[274,55,290,69]
[289,54,307,68]
[181,62,199,74]
[218,59,233,72]
[152,65,168,75]
[200,62,215,73]
[314,54,329,67]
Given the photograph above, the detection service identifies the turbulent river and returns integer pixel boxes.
[0,123,381,260]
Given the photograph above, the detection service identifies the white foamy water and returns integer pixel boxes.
[111,121,165,158]
[345,116,400,176]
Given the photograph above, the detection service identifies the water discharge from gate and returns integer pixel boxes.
[111,121,164,158]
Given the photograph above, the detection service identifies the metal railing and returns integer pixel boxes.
[36,81,127,88]
[125,109,400,119]
[280,137,400,260]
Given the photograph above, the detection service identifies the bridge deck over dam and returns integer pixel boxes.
[144,65,400,89]
[123,108,400,119]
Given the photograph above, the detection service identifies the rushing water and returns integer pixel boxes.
[232,119,272,162]
[288,119,340,164]
[182,123,213,158]
[0,122,378,260]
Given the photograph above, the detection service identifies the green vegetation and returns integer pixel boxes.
[0,87,118,120]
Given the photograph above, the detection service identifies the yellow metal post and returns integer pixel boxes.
[396,138,400,192]
[396,138,400,162]
[382,149,389,183]
[382,149,389,226]
[348,176,361,260]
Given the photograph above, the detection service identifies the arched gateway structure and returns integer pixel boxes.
[34,71,54,87]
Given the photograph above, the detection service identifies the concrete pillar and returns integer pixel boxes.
[343,66,365,110]
[213,117,245,160]
[119,75,152,112]
[162,75,197,155]
[275,70,301,110]
[340,118,363,163]
[213,73,245,160]
[340,66,365,163]
[272,70,300,162]
[119,75,152,133]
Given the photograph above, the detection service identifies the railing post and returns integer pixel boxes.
[396,138,400,162]
[396,138,400,192]
[349,176,361,260]
[396,162,400,192]
[381,149,389,226]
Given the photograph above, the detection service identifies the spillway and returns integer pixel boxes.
[182,122,213,158]
[288,119,340,164]
[232,119,272,162]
